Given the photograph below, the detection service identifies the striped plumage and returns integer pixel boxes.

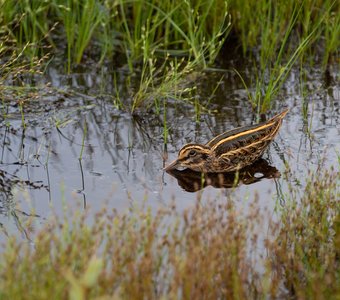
[165,109,288,173]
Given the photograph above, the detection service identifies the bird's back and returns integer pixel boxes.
[206,109,288,171]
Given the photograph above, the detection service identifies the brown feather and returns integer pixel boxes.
[165,109,288,173]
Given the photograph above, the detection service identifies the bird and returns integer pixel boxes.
[164,109,288,173]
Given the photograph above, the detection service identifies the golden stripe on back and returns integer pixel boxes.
[165,109,288,173]
[209,121,277,151]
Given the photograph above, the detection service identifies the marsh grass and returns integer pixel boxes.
[229,0,338,112]
[268,168,340,298]
[129,56,199,113]
[0,166,339,299]
[2,0,337,68]
[229,0,338,63]
[0,0,51,59]
[323,8,340,65]
[1,0,230,66]
[1,0,339,114]
[56,0,104,72]
[1,0,230,116]
[111,0,230,69]
[0,31,49,125]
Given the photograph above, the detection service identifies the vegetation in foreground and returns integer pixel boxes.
[0,167,339,299]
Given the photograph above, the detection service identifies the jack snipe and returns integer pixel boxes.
[165,109,288,173]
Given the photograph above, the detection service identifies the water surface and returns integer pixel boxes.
[0,55,339,241]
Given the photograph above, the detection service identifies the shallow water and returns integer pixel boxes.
[0,54,339,242]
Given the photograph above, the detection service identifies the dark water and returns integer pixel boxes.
[0,55,339,241]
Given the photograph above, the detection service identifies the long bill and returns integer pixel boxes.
[164,159,180,171]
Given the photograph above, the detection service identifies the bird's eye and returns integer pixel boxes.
[188,150,196,157]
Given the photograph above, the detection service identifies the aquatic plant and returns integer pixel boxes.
[1,0,338,114]
[0,30,48,124]
[229,0,338,64]
[0,0,52,59]
[229,0,338,112]
[0,0,230,66]
[1,0,337,75]
[55,0,104,72]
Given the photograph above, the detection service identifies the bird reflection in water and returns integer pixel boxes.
[165,158,280,192]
